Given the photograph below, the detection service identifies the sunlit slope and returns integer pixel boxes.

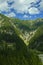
[28,26,43,52]
[11,18,43,32]
[0,14,26,51]
[0,14,42,65]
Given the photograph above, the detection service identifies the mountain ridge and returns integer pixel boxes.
[0,14,42,65]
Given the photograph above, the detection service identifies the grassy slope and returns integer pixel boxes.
[0,14,42,65]
[28,26,43,52]
[11,18,43,32]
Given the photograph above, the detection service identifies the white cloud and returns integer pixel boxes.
[6,12,16,17]
[0,1,10,12]
[29,7,40,14]
[0,0,43,16]
[0,0,6,3]
[12,0,40,14]
[23,15,28,18]
[39,0,43,11]
[19,0,25,3]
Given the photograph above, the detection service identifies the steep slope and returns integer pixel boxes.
[11,18,43,32]
[0,14,26,51]
[11,18,43,45]
[0,14,42,65]
[28,26,43,52]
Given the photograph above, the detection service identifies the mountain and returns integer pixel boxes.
[11,18,43,45]
[28,26,43,52]
[12,18,43,31]
[0,14,42,65]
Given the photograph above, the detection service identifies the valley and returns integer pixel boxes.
[0,14,43,65]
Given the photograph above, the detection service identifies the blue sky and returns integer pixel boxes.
[0,0,43,20]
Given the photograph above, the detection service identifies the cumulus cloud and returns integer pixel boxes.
[5,12,16,17]
[23,15,28,18]
[39,0,43,11]
[0,0,6,3]
[0,1,10,12]
[12,0,40,14]
[0,0,43,17]
[29,7,40,14]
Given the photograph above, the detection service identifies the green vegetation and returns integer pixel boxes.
[0,14,43,65]
[28,26,43,52]
[11,18,43,32]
